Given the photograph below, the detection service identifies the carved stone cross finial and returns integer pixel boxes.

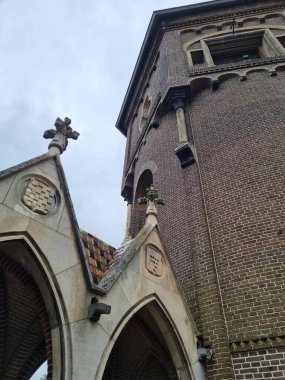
[138,184,165,224]
[43,117,80,154]
[138,184,165,206]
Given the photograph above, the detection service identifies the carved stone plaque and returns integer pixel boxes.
[22,178,55,215]
[146,246,163,277]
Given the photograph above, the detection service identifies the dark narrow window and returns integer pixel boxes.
[132,170,153,237]
[191,49,204,65]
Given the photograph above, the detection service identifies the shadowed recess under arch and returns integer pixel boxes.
[102,300,192,380]
[0,252,52,380]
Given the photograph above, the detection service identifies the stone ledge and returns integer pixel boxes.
[189,55,285,77]
[229,334,285,353]
[164,4,285,32]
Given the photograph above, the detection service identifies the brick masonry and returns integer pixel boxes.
[0,254,52,380]
[232,348,285,379]
[120,2,285,379]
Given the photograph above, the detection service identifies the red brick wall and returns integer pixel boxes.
[121,2,285,378]
[126,71,285,378]
[189,72,285,339]
[232,347,285,379]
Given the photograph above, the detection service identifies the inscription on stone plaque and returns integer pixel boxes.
[22,177,56,215]
[146,246,163,277]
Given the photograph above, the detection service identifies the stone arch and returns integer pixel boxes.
[97,296,198,380]
[221,20,234,30]
[132,169,154,236]
[264,13,284,24]
[275,64,285,71]
[190,77,212,99]
[180,28,197,37]
[242,17,260,27]
[217,72,241,83]
[134,161,158,191]
[200,24,217,34]
[245,67,271,77]
[0,235,67,380]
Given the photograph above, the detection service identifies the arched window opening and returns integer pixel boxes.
[102,302,189,380]
[132,170,153,237]
[0,240,60,380]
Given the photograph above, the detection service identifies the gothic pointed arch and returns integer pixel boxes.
[102,299,194,380]
[0,236,65,380]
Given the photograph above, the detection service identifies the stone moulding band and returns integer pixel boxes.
[163,4,285,32]
[188,55,285,77]
[229,334,285,353]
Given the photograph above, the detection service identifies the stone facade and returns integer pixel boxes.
[0,122,203,378]
[117,0,285,379]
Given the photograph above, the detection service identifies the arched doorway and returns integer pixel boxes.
[0,238,62,380]
[102,301,192,380]
[132,169,153,237]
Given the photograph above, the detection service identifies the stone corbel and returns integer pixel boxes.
[164,87,196,168]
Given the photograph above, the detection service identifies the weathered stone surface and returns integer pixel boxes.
[0,175,15,203]
[57,205,74,239]
[145,245,163,276]
[98,281,131,336]
[70,320,110,380]
[22,177,56,215]
[55,263,88,323]
[27,220,80,275]
[43,117,79,154]
[0,204,30,232]
[3,166,64,231]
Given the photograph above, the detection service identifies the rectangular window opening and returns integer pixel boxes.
[213,49,261,65]
[206,31,265,65]
[191,49,204,65]
[277,35,285,48]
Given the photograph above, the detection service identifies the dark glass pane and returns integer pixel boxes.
[214,50,260,65]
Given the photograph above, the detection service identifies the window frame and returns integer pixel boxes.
[188,28,285,68]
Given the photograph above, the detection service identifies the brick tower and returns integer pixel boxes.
[116,0,285,379]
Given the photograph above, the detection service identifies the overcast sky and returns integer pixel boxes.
[0,0,213,378]
[1,0,209,249]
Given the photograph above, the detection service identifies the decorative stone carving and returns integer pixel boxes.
[43,117,79,154]
[145,246,163,276]
[138,184,165,207]
[138,184,165,225]
[22,177,56,215]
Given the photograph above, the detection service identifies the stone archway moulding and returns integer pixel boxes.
[95,295,205,380]
[134,160,158,195]
[0,233,71,380]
